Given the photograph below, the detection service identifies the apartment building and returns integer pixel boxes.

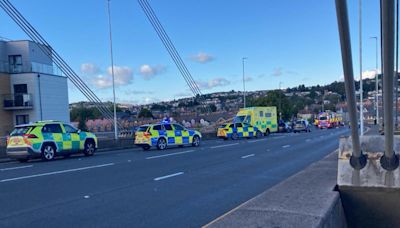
[0,40,69,136]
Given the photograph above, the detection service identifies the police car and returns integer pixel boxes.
[6,120,98,162]
[217,122,263,140]
[134,123,202,150]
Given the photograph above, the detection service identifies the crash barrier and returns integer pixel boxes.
[206,151,347,228]
[338,135,400,227]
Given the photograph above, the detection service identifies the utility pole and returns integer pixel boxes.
[396,0,399,128]
[242,57,247,108]
[107,0,118,140]
[359,0,364,135]
[371,36,379,125]
[279,81,283,120]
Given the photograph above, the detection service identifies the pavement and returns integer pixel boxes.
[0,127,350,228]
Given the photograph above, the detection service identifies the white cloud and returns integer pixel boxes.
[81,63,100,75]
[139,64,166,80]
[190,52,214,63]
[91,66,134,89]
[124,90,154,95]
[196,78,231,90]
[361,69,380,80]
[244,76,253,82]
[271,67,283,77]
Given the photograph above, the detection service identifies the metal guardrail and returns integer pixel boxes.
[336,0,398,171]
[0,60,63,76]
[3,93,33,110]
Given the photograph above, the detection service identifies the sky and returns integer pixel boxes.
[0,0,382,105]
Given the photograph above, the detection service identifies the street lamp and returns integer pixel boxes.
[359,0,364,135]
[242,57,247,108]
[370,36,379,125]
[279,81,283,120]
[107,0,118,140]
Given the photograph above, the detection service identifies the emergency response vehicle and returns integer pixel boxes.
[233,106,278,136]
[318,111,341,129]
[6,120,98,162]
[217,122,264,140]
[134,123,202,150]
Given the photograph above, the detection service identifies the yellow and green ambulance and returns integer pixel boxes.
[233,106,278,136]
[6,120,98,162]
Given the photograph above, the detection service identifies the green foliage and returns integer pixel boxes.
[138,108,153,118]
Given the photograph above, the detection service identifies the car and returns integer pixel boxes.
[6,120,98,162]
[134,123,202,150]
[278,121,292,133]
[217,122,264,140]
[293,120,311,133]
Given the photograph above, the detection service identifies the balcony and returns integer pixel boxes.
[3,93,33,110]
[0,61,63,76]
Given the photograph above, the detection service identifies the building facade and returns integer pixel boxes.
[0,40,69,136]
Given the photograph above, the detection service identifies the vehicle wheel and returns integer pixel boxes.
[192,135,201,147]
[231,132,238,140]
[83,140,96,156]
[142,145,151,151]
[41,144,56,161]
[265,129,270,136]
[256,131,263,138]
[178,145,184,148]
[18,158,29,163]
[157,138,167,150]
[223,138,228,141]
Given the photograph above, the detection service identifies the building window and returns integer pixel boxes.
[9,55,23,73]
[16,115,29,125]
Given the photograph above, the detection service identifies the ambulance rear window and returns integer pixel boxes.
[10,126,34,136]
[137,126,149,132]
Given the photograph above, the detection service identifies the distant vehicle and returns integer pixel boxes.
[217,122,263,140]
[134,123,201,150]
[278,121,292,133]
[293,120,311,133]
[6,120,98,162]
[233,106,278,136]
[318,111,341,129]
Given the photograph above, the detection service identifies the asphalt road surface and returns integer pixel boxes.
[0,127,349,228]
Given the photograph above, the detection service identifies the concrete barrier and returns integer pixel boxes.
[205,151,347,228]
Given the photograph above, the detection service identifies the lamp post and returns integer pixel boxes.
[107,0,118,140]
[370,36,379,125]
[359,0,364,135]
[279,81,283,120]
[242,57,247,108]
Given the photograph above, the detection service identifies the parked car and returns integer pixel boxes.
[278,122,292,133]
[6,120,98,162]
[217,122,263,140]
[293,120,311,133]
[134,123,202,150]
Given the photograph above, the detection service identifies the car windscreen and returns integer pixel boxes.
[234,116,246,123]
[10,126,35,136]
[137,126,149,132]
[319,116,327,120]
[296,121,303,125]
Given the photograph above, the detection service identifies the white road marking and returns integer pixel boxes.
[248,138,268,143]
[267,149,271,152]
[146,150,195,160]
[305,139,312,142]
[241,154,255,159]
[0,165,33,171]
[0,163,114,183]
[210,143,239,149]
[154,172,184,181]
[282,145,291,148]
[84,195,90,199]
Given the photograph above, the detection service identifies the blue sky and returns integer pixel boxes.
[0,0,381,104]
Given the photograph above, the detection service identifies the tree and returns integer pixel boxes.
[209,104,217,112]
[138,108,153,118]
